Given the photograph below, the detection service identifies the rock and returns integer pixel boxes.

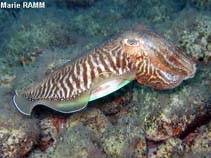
[143,62,211,140]
[189,0,211,9]
[1,8,77,66]
[23,150,51,158]
[26,108,110,157]
[0,74,16,87]
[148,138,189,158]
[66,108,111,137]
[0,128,34,158]
[190,121,211,154]
[0,88,38,158]
[27,111,108,158]
[181,120,211,158]
[51,124,106,158]
[91,85,133,115]
[0,9,13,33]
[144,113,194,141]
[38,115,66,151]
[164,9,211,62]
[101,125,147,158]
[178,14,211,62]
[113,62,211,141]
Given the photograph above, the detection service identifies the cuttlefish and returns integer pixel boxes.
[13,27,196,115]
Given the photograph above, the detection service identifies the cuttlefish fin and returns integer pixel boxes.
[13,94,35,116]
[13,92,90,116]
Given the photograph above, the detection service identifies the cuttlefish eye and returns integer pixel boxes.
[124,38,140,46]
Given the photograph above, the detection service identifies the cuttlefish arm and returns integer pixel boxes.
[13,27,196,116]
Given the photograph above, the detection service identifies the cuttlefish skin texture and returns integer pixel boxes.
[13,27,196,115]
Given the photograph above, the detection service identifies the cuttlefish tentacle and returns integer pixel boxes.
[13,27,196,115]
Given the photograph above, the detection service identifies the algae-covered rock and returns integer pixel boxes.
[52,124,106,158]
[26,108,110,157]
[143,64,210,141]
[2,8,77,65]
[113,62,211,141]
[92,85,133,115]
[120,0,184,24]
[0,58,15,87]
[190,121,211,154]
[0,128,34,158]
[38,115,66,151]
[190,0,211,9]
[148,138,189,158]
[0,88,38,158]
[66,108,111,137]
[179,15,211,62]
[165,9,211,62]
[28,122,107,158]
[101,125,146,158]
[182,120,211,158]
[0,9,13,30]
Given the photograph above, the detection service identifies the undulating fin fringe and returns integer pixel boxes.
[13,92,90,115]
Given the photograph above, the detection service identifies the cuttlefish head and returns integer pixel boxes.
[121,27,196,89]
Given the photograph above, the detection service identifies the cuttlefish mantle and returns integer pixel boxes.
[13,27,196,116]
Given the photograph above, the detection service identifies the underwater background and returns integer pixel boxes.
[0,0,211,157]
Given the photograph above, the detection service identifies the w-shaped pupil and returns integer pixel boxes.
[127,39,138,45]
